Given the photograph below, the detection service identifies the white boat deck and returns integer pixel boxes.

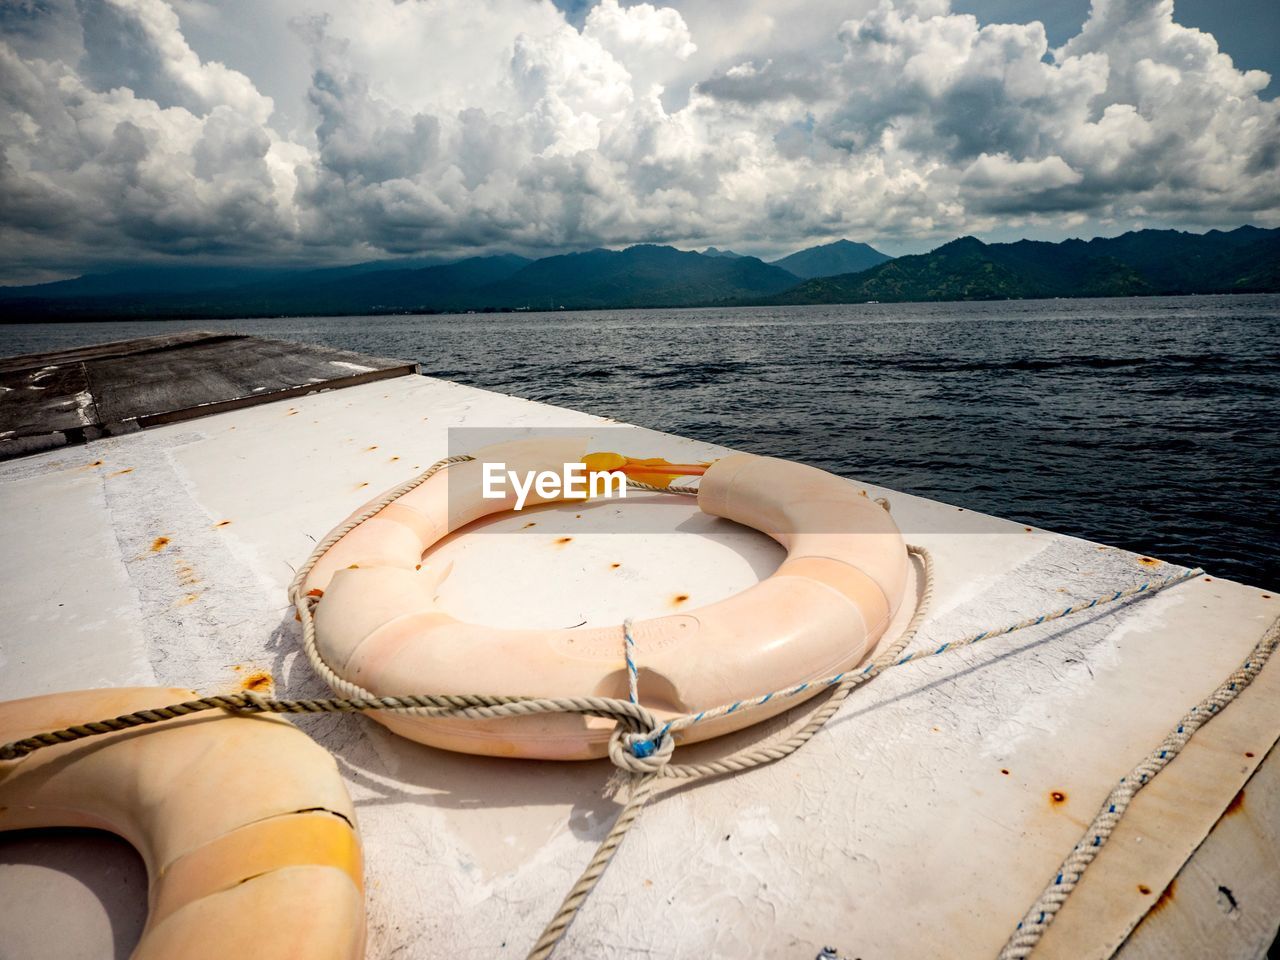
[1,371,1276,959]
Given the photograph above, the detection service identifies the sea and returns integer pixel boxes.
[3,293,1277,589]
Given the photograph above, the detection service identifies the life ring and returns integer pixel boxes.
[303,438,909,760]
[0,687,365,959]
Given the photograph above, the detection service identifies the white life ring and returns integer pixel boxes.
[303,438,909,759]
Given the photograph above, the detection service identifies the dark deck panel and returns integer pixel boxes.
[0,330,236,375]
[0,331,418,460]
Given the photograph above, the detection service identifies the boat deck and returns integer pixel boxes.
[0,340,1276,959]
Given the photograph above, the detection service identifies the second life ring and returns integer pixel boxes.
[0,687,365,959]
[302,438,909,760]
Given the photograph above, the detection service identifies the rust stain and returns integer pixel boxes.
[365,445,378,451]
[1150,879,1177,915]
[86,459,104,468]
[177,592,200,606]
[109,467,134,477]
[1204,576,1214,582]
[356,482,369,489]
[672,593,690,606]
[1246,751,1256,758]
[1050,790,1067,805]
[286,409,298,416]
[150,536,171,552]
[611,563,622,569]
[1024,526,1033,532]
[554,537,573,546]
[522,521,537,529]
[390,456,400,462]
[242,671,273,693]
[1137,556,1159,567]
[1262,594,1272,600]
[215,519,232,528]
[347,564,360,569]
[1097,546,1108,551]
[1224,787,1246,817]
[1000,768,1010,775]
[1138,884,1152,895]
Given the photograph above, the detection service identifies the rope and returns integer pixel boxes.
[0,690,660,762]
[526,774,658,960]
[646,562,1199,753]
[0,451,1232,960]
[624,478,699,496]
[658,544,933,779]
[998,614,1280,959]
[622,618,640,705]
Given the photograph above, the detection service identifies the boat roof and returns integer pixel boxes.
[0,338,1276,959]
[0,330,417,460]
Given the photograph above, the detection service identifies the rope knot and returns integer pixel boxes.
[607,723,674,776]
[229,691,271,714]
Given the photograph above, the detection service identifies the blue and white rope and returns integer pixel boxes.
[622,617,640,705]
[628,563,1205,762]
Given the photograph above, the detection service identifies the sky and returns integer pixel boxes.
[1,0,1277,284]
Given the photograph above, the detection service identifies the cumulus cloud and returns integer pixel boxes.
[0,0,1277,280]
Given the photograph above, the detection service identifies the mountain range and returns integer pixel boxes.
[772,226,1279,305]
[1,227,1275,320]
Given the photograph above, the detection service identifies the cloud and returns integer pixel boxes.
[0,0,1277,280]
[0,0,304,276]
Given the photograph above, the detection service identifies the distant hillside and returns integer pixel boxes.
[10,265,296,299]
[0,255,532,320]
[263,254,534,314]
[9,256,457,302]
[702,247,743,259]
[474,245,799,309]
[771,239,893,279]
[767,227,1280,304]
[0,246,798,319]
